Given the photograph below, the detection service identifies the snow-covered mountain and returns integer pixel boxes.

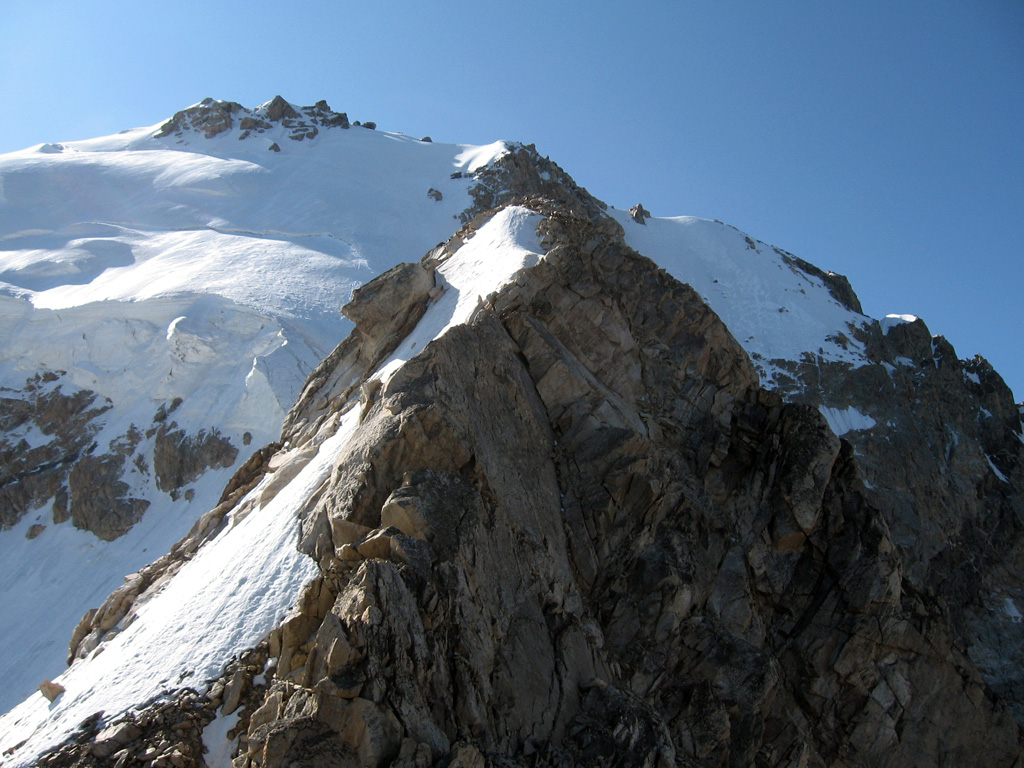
[1,98,1021,767]
[0,97,507,714]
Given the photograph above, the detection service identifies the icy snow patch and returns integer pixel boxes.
[202,709,242,768]
[818,405,877,437]
[988,455,1009,483]
[880,314,918,334]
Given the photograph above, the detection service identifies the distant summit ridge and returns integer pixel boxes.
[155,96,357,143]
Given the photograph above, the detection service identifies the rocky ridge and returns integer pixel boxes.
[156,96,354,143]
[22,194,1024,766]
[2,106,1022,768]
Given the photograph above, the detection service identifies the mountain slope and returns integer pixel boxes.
[0,99,1021,767]
[0,97,509,713]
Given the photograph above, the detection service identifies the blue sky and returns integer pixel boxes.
[2,0,1022,398]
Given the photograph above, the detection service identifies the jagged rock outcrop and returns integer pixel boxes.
[0,372,156,540]
[0,372,110,529]
[40,196,1024,768]
[629,203,651,224]
[774,247,863,315]
[462,143,610,226]
[0,375,239,540]
[156,96,351,142]
[153,424,237,495]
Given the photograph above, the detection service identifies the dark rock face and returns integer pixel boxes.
[32,136,1024,766]
[68,452,150,541]
[152,423,237,494]
[770,311,1024,723]
[0,372,238,540]
[51,198,1023,767]
[0,372,155,540]
[776,248,863,315]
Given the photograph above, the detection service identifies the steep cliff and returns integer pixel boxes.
[1,103,1022,768]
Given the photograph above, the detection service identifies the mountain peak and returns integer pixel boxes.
[1,101,1023,768]
[155,96,353,142]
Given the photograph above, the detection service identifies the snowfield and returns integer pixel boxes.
[611,210,872,388]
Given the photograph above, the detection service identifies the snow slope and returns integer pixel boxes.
[0,99,508,712]
[0,204,546,767]
[612,210,870,388]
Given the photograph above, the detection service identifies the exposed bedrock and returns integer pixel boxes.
[43,204,1024,767]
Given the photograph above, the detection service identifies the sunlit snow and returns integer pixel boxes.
[612,211,870,388]
[374,206,542,384]
[880,313,919,334]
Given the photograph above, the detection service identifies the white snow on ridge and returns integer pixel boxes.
[612,211,870,389]
[374,205,543,384]
[1003,597,1023,623]
[454,141,509,174]
[988,455,1010,483]
[818,405,878,437]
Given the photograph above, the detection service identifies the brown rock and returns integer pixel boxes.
[39,679,64,702]
[264,95,300,122]
[628,202,651,223]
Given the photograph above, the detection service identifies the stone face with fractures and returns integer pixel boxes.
[39,192,1024,765]
[207,202,1021,766]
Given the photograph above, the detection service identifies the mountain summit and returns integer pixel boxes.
[0,99,1022,767]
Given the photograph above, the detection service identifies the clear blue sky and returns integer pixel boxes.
[2,0,1022,398]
